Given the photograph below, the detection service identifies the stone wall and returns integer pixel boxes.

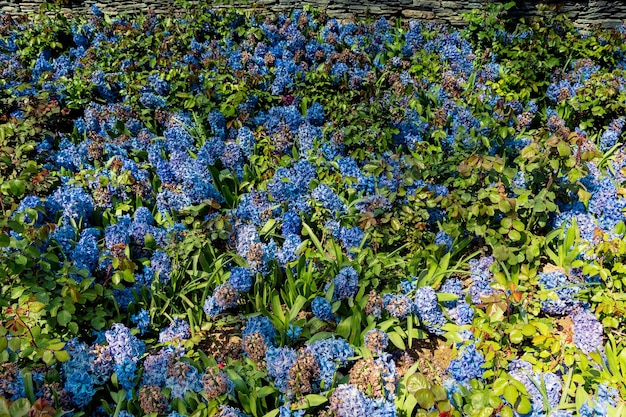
[1,0,624,28]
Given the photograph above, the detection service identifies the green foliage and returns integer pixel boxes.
[396,370,458,417]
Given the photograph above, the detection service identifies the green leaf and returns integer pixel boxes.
[91,316,107,330]
[301,222,326,258]
[503,385,519,406]
[400,393,418,415]
[414,389,435,409]
[437,293,460,302]
[432,385,447,402]
[516,397,532,415]
[575,386,589,410]
[29,302,45,313]
[271,294,286,324]
[227,369,249,395]
[9,398,30,417]
[42,350,54,365]
[388,331,405,350]
[500,406,514,417]
[8,337,20,352]
[493,245,510,262]
[21,371,35,403]
[57,310,72,326]
[557,141,571,157]
[260,218,276,235]
[144,232,156,248]
[8,180,25,197]
[407,314,413,349]
[499,199,511,213]
[509,329,524,344]
[336,316,352,339]
[0,397,9,417]
[521,324,536,337]
[304,394,328,408]
[406,374,429,394]
[288,295,307,323]
[492,378,508,395]
[256,386,276,399]
[54,349,70,362]
[508,230,521,241]
[591,106,605,116]
[306,332,335,344]
[68,322,79,334]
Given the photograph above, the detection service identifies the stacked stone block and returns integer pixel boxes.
[0,0,624,28]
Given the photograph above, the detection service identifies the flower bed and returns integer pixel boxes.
[1,2,626,416]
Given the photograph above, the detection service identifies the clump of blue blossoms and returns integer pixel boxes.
[0,363,25,401]
[599,118,625,151]
[235,224,276,274]
[277,233,302,265]
[159,318,191,344]
[439,278,474,326]
[468,256,495,304]
[587,177,626,232]
[64,370,96,408]
[446,341,485,386]
[312,184,346,214]
[265,346,298,393]
[61,339,97,406]
[413,286,447,335]
[539,268,582,315]
[204,282,240,317]
[364,329,389,355]
[382,293,413,319]
[96,323,146,395]
[104,215,131,249]
[305,337,354,390]
[13,195,44,225]
[202,366,233,400]
[228,266,254,293]
[130,206,166,246]
[50,224,76,253]
[141,347,175,387]
[312,296,337,321]
[215,405,250,417]
[508,359,562,415]
[234,191,273,226]
[440,278,474,326]
[151,250,173,283]
[339,226,366,257]
[237,126,256,158]
[282,210,301,235]
[305,101,325,126]
[45,184,94,224]
[70,231,100,278]
[131,309,150,334]
[267,160,316,206]
[348,353,397,401]
[242,315,277,349]
[434,230,453,252]
[570,307,604,354]
[326,383,396,417]
[105,323,146,364]
[325,266,359,301]
[165,358,203,400]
